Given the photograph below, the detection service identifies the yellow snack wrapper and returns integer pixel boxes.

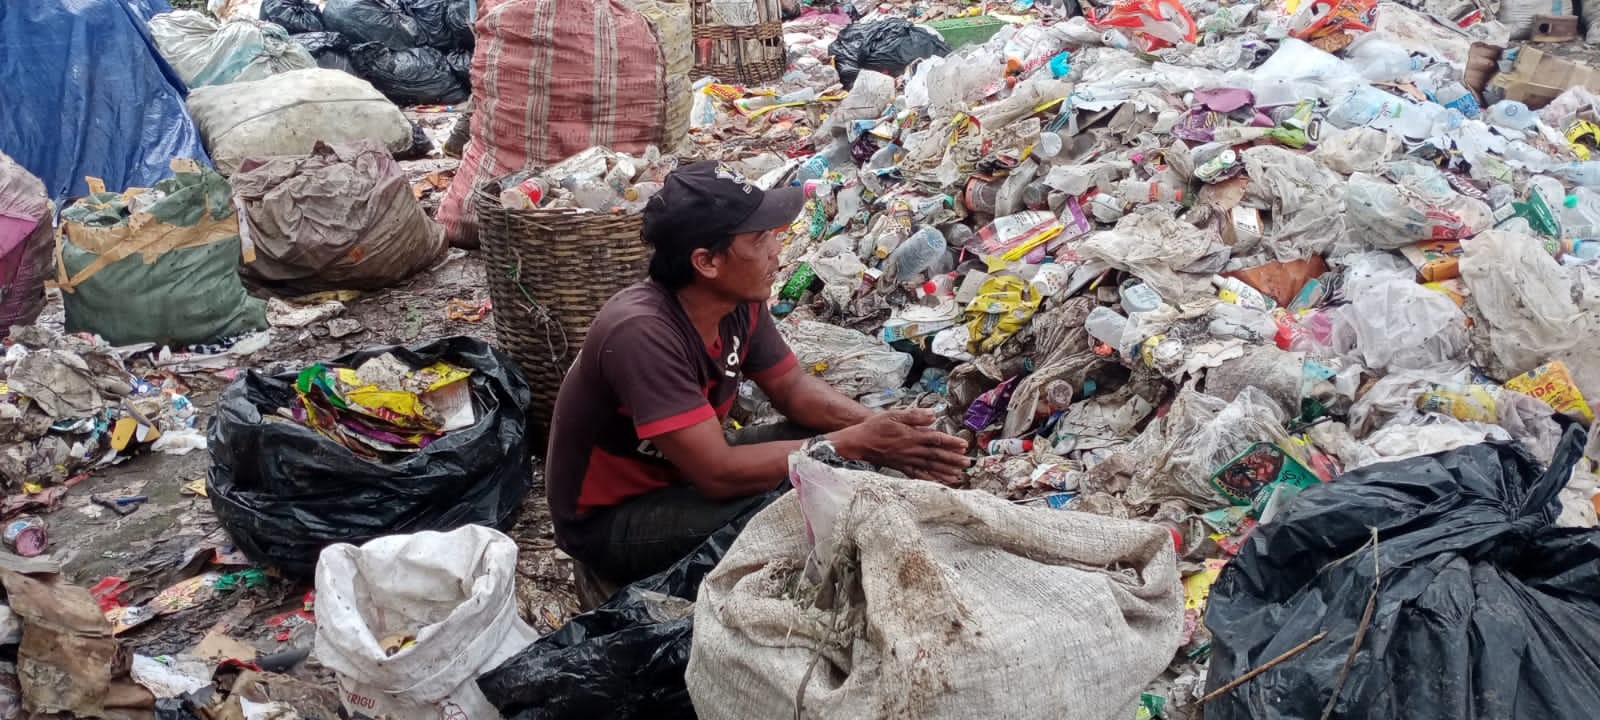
[1505,361,1594,422]
[964,275,1043,353]
[1416,383,1498,423]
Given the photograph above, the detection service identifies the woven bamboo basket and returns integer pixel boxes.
[691,0,785,85]
[473,183,650,444]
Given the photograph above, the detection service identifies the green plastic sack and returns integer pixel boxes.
[58,161,267,347]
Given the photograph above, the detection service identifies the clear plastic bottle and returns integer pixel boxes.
[1486,100,1537,131]
[1113,179,1184,205]
[1085,306,1130,347]
[1564,188,1600,239]
[886,226,947,283]
[1559,162,1600,188]
[571,179,619,211]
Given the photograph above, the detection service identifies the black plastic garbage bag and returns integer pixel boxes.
[349,41,470,106]
[444,48,472,83]
[262,0,325,33]
[479,495,777,720]
[1204,425,1600,719]
[292,31,356,73]
[207,336,533,580]
[324,0,424,49]
[828,17,950,89]
[402,0,476,50]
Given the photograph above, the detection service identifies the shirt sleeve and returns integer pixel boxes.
[742,303,798,385]
[599,317,715,439]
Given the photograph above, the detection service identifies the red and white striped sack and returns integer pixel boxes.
[438,0,669,248]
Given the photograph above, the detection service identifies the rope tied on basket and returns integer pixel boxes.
[506,255,569,370]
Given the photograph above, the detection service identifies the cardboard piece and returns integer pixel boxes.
[1531,14,1579,42]
[193,630,259,663]
[1487,46,1600,109]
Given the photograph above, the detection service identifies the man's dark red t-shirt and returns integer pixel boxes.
[545,280,797,559]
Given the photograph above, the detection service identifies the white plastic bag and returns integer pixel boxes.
[1343,171,1492,248]
[1241,145,1348,259]
[778,319,913,399]
[188,69,412,174]
[1327,252,1469,372]
[314,525,540,720]
[1459,229,1600,404]
[149,12,314,88]
[687,449,1183,720]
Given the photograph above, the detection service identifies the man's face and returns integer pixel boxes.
[695,227,784,302]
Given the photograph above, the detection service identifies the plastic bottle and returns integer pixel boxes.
[1113,179,1184,205]
[986,438,1034,456]
[833,185,863,230]
[886,226,947,282]
[1432,81,1480,119]
[571,179,619,211]
[1212,275,1272,310]
[499,176,548,210]
[619,181,662,213]
[1085,306,1130,348]
[1564,189,1600,239]
[1486,100,1537,131]
[868,143,902,170]
[1119,279,1162,314]
[1559,162,1600,188]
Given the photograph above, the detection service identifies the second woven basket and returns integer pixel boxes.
[472,183,650,446]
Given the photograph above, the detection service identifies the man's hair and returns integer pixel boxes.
[645,228,735,289]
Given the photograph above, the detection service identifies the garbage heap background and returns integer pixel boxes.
[675,0,1600,710]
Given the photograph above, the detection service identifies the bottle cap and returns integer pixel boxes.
[1566,195,1579,208]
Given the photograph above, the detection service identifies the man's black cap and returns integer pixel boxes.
[641,161,807,249]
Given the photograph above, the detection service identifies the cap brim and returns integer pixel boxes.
[732,186,808,233]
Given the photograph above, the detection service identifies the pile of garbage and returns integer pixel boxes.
[0,326,203,548]
[670,0,1600,715]
[262,0,476,106]
[289,352,475,456]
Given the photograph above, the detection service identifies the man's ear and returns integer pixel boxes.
[690,247,720,281]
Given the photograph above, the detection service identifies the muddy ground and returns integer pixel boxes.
[35,182,581,670]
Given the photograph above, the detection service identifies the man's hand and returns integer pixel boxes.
[830,409,971,485]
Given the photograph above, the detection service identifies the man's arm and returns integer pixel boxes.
[651,409,973,501]
[755,363,872,432]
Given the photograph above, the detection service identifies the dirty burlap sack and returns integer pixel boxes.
[233,140,445,293]
[55,160,267,347]
[686,449,1184,720]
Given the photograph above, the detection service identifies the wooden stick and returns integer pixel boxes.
[1199,630,1330,704]
[1320,527,1382,720]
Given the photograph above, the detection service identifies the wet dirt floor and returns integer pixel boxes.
[35,212,581,666]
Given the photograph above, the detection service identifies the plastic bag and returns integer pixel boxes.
[261,0,325,33]
[828,18,951,89]
[778,320,913,399]
[148,12,316,88]
[1311,126,1397,175]
[291,31,356,72]
[187,69,414,174]
[207,336,534,579]
[1459,229,1600,405]
[1326,252,1468,372]
[232,141,446,293]
[57,161,269,347]
[1240,145,1348,260]
[315,525,539,720]
[1127,386,1297,507]
[402,0,476,50]
[1204,427,1597,719]
[0,154,54,337]
[323,0,425,49]
[348,41,470,106]
[478,498,771,720]
[1343,171,1490,248]
[686,447,1184,719]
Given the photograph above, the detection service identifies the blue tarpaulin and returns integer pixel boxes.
[0,0,210,205]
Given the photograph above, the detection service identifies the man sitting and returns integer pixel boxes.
[545,161,970,590]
